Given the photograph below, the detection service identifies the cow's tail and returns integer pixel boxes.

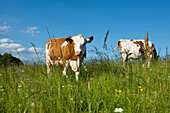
[112,43,119,52]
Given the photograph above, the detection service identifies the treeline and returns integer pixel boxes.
[0,53,23,66]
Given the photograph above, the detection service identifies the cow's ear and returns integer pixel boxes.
[86,36,94,43]
[65,38,73,44]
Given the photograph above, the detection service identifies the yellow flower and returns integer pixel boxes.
[140,88,143,91]
[115,89,118,92]
[138,86,142,88]
[138,104,140,106]
[118,90,122,93]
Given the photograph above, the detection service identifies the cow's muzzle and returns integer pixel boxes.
[75,51,82,57]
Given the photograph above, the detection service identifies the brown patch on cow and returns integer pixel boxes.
[150,43,157,59]
[134,41,144,54]
[118,41,122,51]
[134,41,144,47]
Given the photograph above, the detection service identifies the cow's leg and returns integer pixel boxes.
[70,60,79,81]
[46,59,53,75]
[121,53,128,66]
[62,60,69,76]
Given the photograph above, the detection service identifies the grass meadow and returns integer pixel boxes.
[0,56,169,113]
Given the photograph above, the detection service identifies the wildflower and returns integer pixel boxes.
[97,82,99,84]
[85,69,87,71]
[0,86,3,88]
[18,85,22,88]
[114,108,123,112]
[66,75,68,78]
[140,88,143,91]
[138,86,142,88]
[118,90,122,93]
[0,89,4,91]
[90,78,94,80]
[138,104,140,106]
[0,74,2,76]
[115,89,118,92]
[115,89,122,93]
[71,98,73,101]
[80,100,83,103]
[62,85,64,88]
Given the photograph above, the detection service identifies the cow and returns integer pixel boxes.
[112,38,158,67]
[45,34,94,81]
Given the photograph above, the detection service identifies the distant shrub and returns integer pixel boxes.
[0,53,23,66]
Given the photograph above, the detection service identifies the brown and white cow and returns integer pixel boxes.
[112,39,157,67]
[45,34,94,80]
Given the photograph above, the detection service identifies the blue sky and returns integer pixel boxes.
[0,0,170,62]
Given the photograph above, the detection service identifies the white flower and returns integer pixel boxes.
[0,86,3,88]
[66,75,68,78]
[18,85,22,88]
[62,85,64,88]
[80,100,83,103]
[85,69,87,71]
[90,78,94,80]
[114,108,123,112]
[0,89,4,91]
[0,74,2,76]
[71,98,73,101]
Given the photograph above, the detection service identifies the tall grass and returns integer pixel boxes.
[0,56,169,112]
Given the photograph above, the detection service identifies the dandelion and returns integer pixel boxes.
[140,88,143,91]
[114,108,123,112]
[118,90,122,93]
[138,86,142,88]
[138,104,140,106]
[115,89,122,93]
[115,89,118,92]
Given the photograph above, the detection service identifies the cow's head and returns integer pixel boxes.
[65,34,94,57]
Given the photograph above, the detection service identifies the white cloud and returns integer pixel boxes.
[25,26,40,37]
[17,47,26,52]
[0,43,22,49]
[28,47,43,53]
[0,25,11,34]
[0,38,14,43]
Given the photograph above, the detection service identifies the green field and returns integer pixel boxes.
[0,57,169,113]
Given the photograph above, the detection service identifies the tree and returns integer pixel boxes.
[0,53,23,66]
